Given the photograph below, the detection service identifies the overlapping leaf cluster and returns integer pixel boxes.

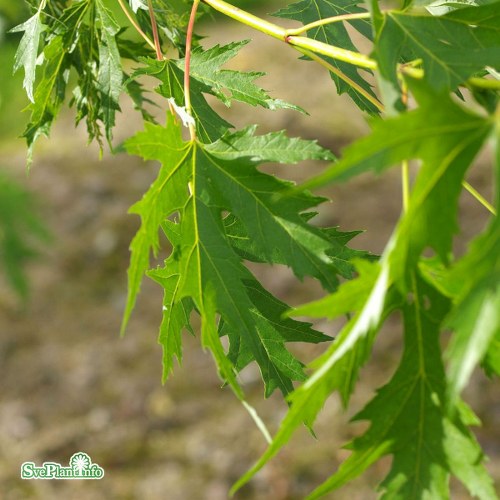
[235,1,500,498]
[10,0,194,160]
[119,29,369,399]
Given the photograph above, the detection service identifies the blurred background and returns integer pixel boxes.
[0,1,498,498]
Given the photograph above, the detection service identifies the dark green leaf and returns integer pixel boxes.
[123,115,361,396]
[131,57,232,143]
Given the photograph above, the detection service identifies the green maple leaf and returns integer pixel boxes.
[10,9,46,103]
[183,41,304,112]
[18,0,128,159]
[232,259,394,493]
[95,0,123,144]
[274,0,380,114]
[22,35,68,163]
[234,78,497,496]
[304,276,496,500]
[122,116,359,396]
[442,130,500,396]
[206,125,334,163]
[131,57,232,143]
[131,40,304,142]
[373,1,500,109]
[303,79,493,277]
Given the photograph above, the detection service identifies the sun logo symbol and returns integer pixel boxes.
[69,453,91,475]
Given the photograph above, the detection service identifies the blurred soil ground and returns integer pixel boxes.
[0,5,498,499]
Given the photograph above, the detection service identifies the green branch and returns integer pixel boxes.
[286,36,376,70]
[201,0,500,91]
[201,0,375,69]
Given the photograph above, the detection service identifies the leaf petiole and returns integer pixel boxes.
[285,12,372,37]
[295,46,383,112]
[147,0,164,60]
[462,180,496,216]
[184,0,200,141]
[116,0,157,52]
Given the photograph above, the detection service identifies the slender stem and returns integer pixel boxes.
[402,161,410,212]
[147,0,164,60]
[116,0,157,52]
[286,12,371,37]
[201,0,286,39]
[463,181,496,215]
[286,36,377,70]
[467,77,500,90]
[185,0,200,140]
[401,84,410,213]
[201,0,374,68]
[295,46,383,111]
[201,0,500,91]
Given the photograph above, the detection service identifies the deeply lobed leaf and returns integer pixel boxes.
[123,115,360,397]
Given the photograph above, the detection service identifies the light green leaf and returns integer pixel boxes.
[179,41,304,112]
[303,79,492,276]
[11,11,45,102]
[443,129,500,395]
[121,117,190,335]
[446,251,500,399]
[206,125,335,163]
